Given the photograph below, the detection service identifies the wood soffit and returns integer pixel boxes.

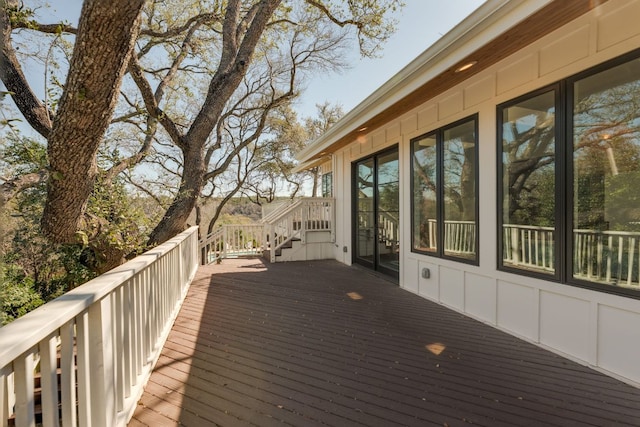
[312,0,606,160]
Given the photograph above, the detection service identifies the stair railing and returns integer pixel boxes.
[199,224,266,265]
[265,198,335,263]
[200,227,225,264]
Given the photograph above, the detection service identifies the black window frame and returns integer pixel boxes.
[410,114,480,265]
[497,48,640,299]
[496,84,566,282]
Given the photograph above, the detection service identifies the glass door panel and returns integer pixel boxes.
[354,147,399,277]
[377,151,399,274]
[355,158,375,267]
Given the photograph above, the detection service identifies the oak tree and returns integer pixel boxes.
[1,0,402,271]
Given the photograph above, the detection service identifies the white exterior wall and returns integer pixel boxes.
[329,0,640,386]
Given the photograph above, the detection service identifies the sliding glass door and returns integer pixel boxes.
[354,147,399,277]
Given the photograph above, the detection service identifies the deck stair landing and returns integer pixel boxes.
[130,258,640,426]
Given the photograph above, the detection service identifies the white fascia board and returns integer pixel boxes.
[296,0,553,163]
[291,156,329,173]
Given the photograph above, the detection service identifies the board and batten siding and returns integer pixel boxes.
[329,0,640,386]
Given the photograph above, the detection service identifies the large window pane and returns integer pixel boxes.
[412,134,438,253]
[500,91,556,274]
[573,58,640,289]
[443,120,477,259]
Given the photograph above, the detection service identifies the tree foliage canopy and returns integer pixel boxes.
[0,0,403,315]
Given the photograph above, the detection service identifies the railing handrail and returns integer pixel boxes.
[574,228,640,237]
[260,199,297,223]
[200,226,224,246]
[503,223,554,231]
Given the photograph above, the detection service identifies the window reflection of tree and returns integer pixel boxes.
[574,77,640,233]
[413,145,437,250]
[502,93,556,228]
[444,124,475,222]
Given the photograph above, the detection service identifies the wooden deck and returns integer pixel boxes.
[130,258,640,426]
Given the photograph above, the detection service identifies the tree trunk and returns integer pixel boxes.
[147,0,283,247]
[41,0,144,243]
[148,146,206,246]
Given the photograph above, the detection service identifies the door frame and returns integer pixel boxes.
[351,145,400,279]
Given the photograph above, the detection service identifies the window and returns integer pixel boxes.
[411,115,478,263]
[498,88,560,277]
[321,172,333,198]
[498,50,640,296]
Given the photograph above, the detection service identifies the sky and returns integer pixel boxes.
[29,0,486,120]
[294,0,486,119]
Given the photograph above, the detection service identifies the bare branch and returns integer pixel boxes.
[1,6,52,137]
[128,54,186,149]
[12,21,77,34]
[105,117,157,181]
[1,169,47,205]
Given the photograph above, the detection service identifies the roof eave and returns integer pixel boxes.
[295,0,557,165]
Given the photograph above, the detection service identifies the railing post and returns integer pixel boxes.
[60,321,77,427]
[511,226,520,265]
[40,334,60,427]
[270,224,276,263]
[87,297,115,427]
[223,226,228,260]
[13,349,35,427]
[301,202,308,244]
[330,199,336,242]
[0,366,9,427]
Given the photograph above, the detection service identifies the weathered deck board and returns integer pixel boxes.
[130,258,640,426]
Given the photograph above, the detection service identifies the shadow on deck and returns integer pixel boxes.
[130,258,640,426]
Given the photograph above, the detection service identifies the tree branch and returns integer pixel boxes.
[1,5,52,138]
[128,54,186,150]
[0,169,47,205]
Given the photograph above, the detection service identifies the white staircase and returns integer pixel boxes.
[199,198,335,264]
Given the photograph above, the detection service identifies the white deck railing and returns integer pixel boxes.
[378,212,398,248]
[503,224,640,288]
[421,218,476,255]
[502,223,555,271]
[573,228,640,287]
[0,226,199,427]
[200,224,266,264]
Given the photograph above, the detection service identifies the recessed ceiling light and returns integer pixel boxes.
[358,127,368,132]
[455,61,477,73]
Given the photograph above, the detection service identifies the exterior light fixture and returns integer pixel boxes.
[455,61,477,73]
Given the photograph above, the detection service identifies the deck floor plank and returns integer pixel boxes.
[130,259,640,426]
